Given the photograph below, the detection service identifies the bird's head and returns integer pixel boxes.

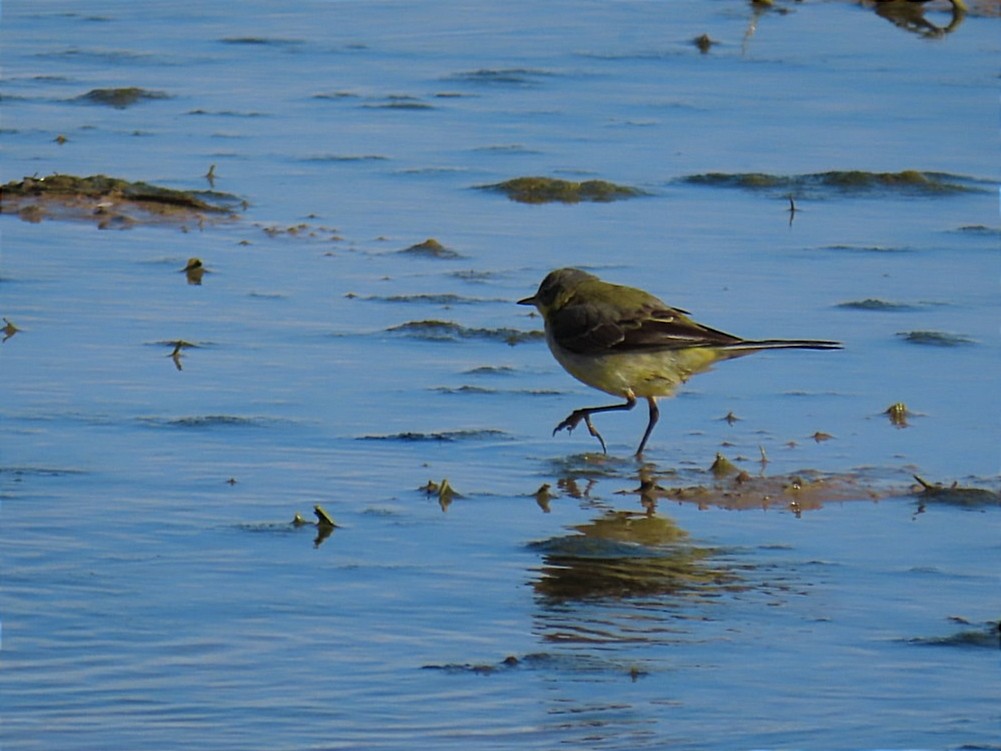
[518,268,595,316]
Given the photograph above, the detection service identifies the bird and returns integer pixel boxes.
[518,268,841,457]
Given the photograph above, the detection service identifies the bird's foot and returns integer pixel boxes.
[554,410,607,454]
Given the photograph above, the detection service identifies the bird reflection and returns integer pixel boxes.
[530,508,734,603]
[528,503,741,647]
[871,0,966,37]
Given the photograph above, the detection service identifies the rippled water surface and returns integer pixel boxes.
[2,2,999,749]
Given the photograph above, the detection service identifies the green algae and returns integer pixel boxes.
[480,176,646,204]
[397,237,463,259]
[360,429,505,442]
[682,170,982,196]
[912,476,1001,507]
[386,319,544,345]
[1,174,241,226]
[836,299,920,311]
[897,330,974,347]
[76,87,170,108]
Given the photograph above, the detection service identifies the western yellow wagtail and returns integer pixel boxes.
[518,268,841,456]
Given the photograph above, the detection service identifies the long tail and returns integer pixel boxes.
[719,338,842,352]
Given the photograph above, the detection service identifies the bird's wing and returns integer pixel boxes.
[551,298,742,355]
[618,302,744,350]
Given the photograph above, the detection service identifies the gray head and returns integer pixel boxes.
[517,268,596,311]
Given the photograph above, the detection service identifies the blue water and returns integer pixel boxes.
[2,2,999,749]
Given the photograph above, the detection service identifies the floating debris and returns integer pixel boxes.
[76,87,170,108]
[163,339,198,371]
[693,33,716,53]
[290,504,338,547]
[2,318,21,343]
[534,483,556,513]
[786,194,799,225]
[182,257,206,285]
[884,402,912,428]
[422,478,461,511]
[437,479,458,508]
[313,504,337,528]
[479,176,646,204]
[168,341,190,370]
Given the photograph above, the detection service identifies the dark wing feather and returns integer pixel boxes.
[551,298,743,355]
[548,300,626,354]
[616,303,743,350]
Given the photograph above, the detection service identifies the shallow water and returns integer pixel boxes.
[2,2,999,749]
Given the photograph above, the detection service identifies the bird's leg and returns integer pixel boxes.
[634,397,660,457]
[554,395,637,454]
[582,415,607,454]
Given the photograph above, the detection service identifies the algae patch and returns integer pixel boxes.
[896,330,974,347]
[1,174,241,227]
[385,319,544,345]
[76,87,170,108]
[397,237,463,259]
[480,176,646,204]
[911,475,1001,508]
[682,170,982,197]
[836,299,921,311]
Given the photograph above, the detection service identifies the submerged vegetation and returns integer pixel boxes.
[386,319,543,345]
[480,176,646,204]
[397,237,463,259]
[75,87,170,108]
[1,174,241,227]
[682,170,983,196]
[911,475,1001,508]
[896,330,974,347]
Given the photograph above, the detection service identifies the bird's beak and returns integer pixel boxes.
[517,295,537,306]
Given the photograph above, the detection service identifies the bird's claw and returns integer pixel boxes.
[553,411,584,436]
[554,410,607,454]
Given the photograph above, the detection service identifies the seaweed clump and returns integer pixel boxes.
[912,476,1000,508]
[1,174,241,227]
[76,87,170,108]
[481,176,645,204]
[398,238,462,259]
[682,170,980,196]
[386,319,543,345]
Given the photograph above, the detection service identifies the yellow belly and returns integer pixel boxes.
[547,334,722,399]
